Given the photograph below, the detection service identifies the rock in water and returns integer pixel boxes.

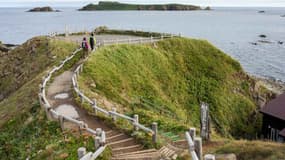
[259,34,267,38]
[27,6,61,12]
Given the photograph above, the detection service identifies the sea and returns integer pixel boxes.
[0,7,284,82]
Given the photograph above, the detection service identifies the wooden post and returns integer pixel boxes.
[150,36,153,43]
[189,128,196,139]
[161,35,164,40]
[204,154,215,160]
[80,95,84,104]
[77,147,86,159]
[59,115,64,131]
[152,122,158,143]
[92,100,97,115]
[100,131,106,145]
[134,114,139,131]
[111,107,117,122]
[44,105,52,120]
[94,136,101,150]
[80,65,83,73]
[194,137,202,160]
[200,102,210,141]
[96,128,102,136]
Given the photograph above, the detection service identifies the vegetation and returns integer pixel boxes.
[0,37,77,102]
[0,37,113,159]
[204,140,285,160]
[79,1,202,11]
[78,37,262,139]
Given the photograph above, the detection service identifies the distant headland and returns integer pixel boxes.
[27,6,61,12]
[79,1,210,11]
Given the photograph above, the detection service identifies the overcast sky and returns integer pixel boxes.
[1,0,285,7]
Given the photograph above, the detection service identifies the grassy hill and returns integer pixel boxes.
[78,37,263,138]
[79,1,202,11]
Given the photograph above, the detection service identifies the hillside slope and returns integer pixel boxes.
[0,37,77,101]
[79,37,262,138]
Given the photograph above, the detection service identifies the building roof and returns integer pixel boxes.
[260,92,285,121]
[279,128,285,137]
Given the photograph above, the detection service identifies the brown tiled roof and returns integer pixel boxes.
[260,92,285,120]
[279,128,285,137]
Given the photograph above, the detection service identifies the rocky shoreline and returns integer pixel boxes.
[254,76,285,95]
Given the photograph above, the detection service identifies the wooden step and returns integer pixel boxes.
[108,138,135,148]
[114,149,157,157]
[112,144,143,154]
[107,133,127,142]
[112,152,161,160]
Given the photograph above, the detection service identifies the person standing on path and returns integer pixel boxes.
[81,37,89,58]
[89,33,96,51]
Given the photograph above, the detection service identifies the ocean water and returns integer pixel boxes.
[0,7,284,81]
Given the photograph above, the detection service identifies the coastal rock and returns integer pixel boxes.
[0,43,9,52]
[205,6,211,10]
[259,34,267,38]
[258,10,265,13]
[27,6,61,12]
[281,15,285,17]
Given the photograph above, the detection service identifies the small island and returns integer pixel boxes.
[27,6,61,12]
[79,1,209,11]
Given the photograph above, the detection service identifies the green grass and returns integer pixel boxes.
[0,36,77,102]
[0,102,111,160]
[79,37,261,138]
[213,140,285,160]
[0,36,113,159]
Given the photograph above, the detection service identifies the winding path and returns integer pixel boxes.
[46,35,181,160]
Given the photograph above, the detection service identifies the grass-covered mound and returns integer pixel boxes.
[79,37,260,138]
[79,1,202,11]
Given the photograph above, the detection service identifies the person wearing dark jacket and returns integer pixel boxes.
[89,33,96,51]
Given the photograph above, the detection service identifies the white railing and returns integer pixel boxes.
[101,35,177,46]
[38,48,106,160]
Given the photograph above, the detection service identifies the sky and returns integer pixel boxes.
[0,0,285,7]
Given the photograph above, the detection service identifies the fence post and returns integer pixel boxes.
[96,128,102,136]
[189,128,196,139]
[204,154,215,160]
[100,131,106,145]
[152,122,158,143]
[111,107,117,121]
[133,114,139,131]
[80,64,83,73]
[92,100,97,115]
[45,105,52,120]
[58,115,64,131]
[194,137,202,160]
[80,95,84,104]
[161,35,164,40]
[77,147,86,159]
[94,136,101,150]
[150,36,153,43]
